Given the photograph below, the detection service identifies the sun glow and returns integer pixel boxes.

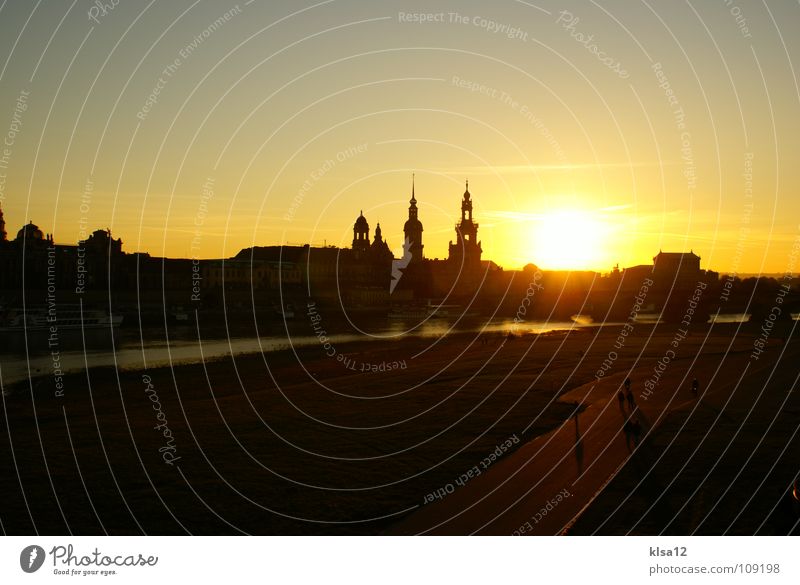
[531,208,609,271]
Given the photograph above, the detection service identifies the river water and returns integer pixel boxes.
[3,311,786,388]
[0,317,591,387]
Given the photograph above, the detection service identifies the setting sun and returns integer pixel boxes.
[532,209,609,271]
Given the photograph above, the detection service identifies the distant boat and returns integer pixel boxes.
[0,305,123,352]
[0,306,122,332]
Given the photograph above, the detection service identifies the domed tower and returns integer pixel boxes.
[15,221,52,250]
[352,210,370,253]
[403,174,424,263]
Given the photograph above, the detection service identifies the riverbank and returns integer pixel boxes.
[0,321,793,534]
[388,321,798,535]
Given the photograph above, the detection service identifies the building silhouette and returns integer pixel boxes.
[352,211,370,255]
[370,222,393,264]
[4,176,775,327]
[84,228,123,256]
[403,175,424,264]
[15,220,53,249]
[448,180,482,271]
[652,250,701,289]
[393,178,497,301]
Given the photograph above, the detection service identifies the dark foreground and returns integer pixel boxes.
[0,321,797,534]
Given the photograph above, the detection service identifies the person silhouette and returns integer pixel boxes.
[574,416,584,475]
[631,418,642,447]
[623,419,633,452]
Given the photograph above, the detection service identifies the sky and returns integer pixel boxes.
[0,0,798,273]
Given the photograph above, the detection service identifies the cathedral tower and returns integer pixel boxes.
[403,174,424,263]
[448,180,482,268]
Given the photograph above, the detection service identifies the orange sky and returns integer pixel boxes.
[1,1,798,274]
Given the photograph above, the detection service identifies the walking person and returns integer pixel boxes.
[624,377,635,410]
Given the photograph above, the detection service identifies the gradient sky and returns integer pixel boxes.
[0,0,798,272]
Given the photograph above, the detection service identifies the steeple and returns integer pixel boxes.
[403,173,424,263]
[408,174,419,221]
[461,178,473,221]
[449,179,481,268]
[370,219,391,258]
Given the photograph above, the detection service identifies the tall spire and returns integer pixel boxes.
[404,173,424,263]
[449,177,481,267]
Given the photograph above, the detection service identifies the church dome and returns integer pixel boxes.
[354,211,368,230]
[16,221,44,241]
